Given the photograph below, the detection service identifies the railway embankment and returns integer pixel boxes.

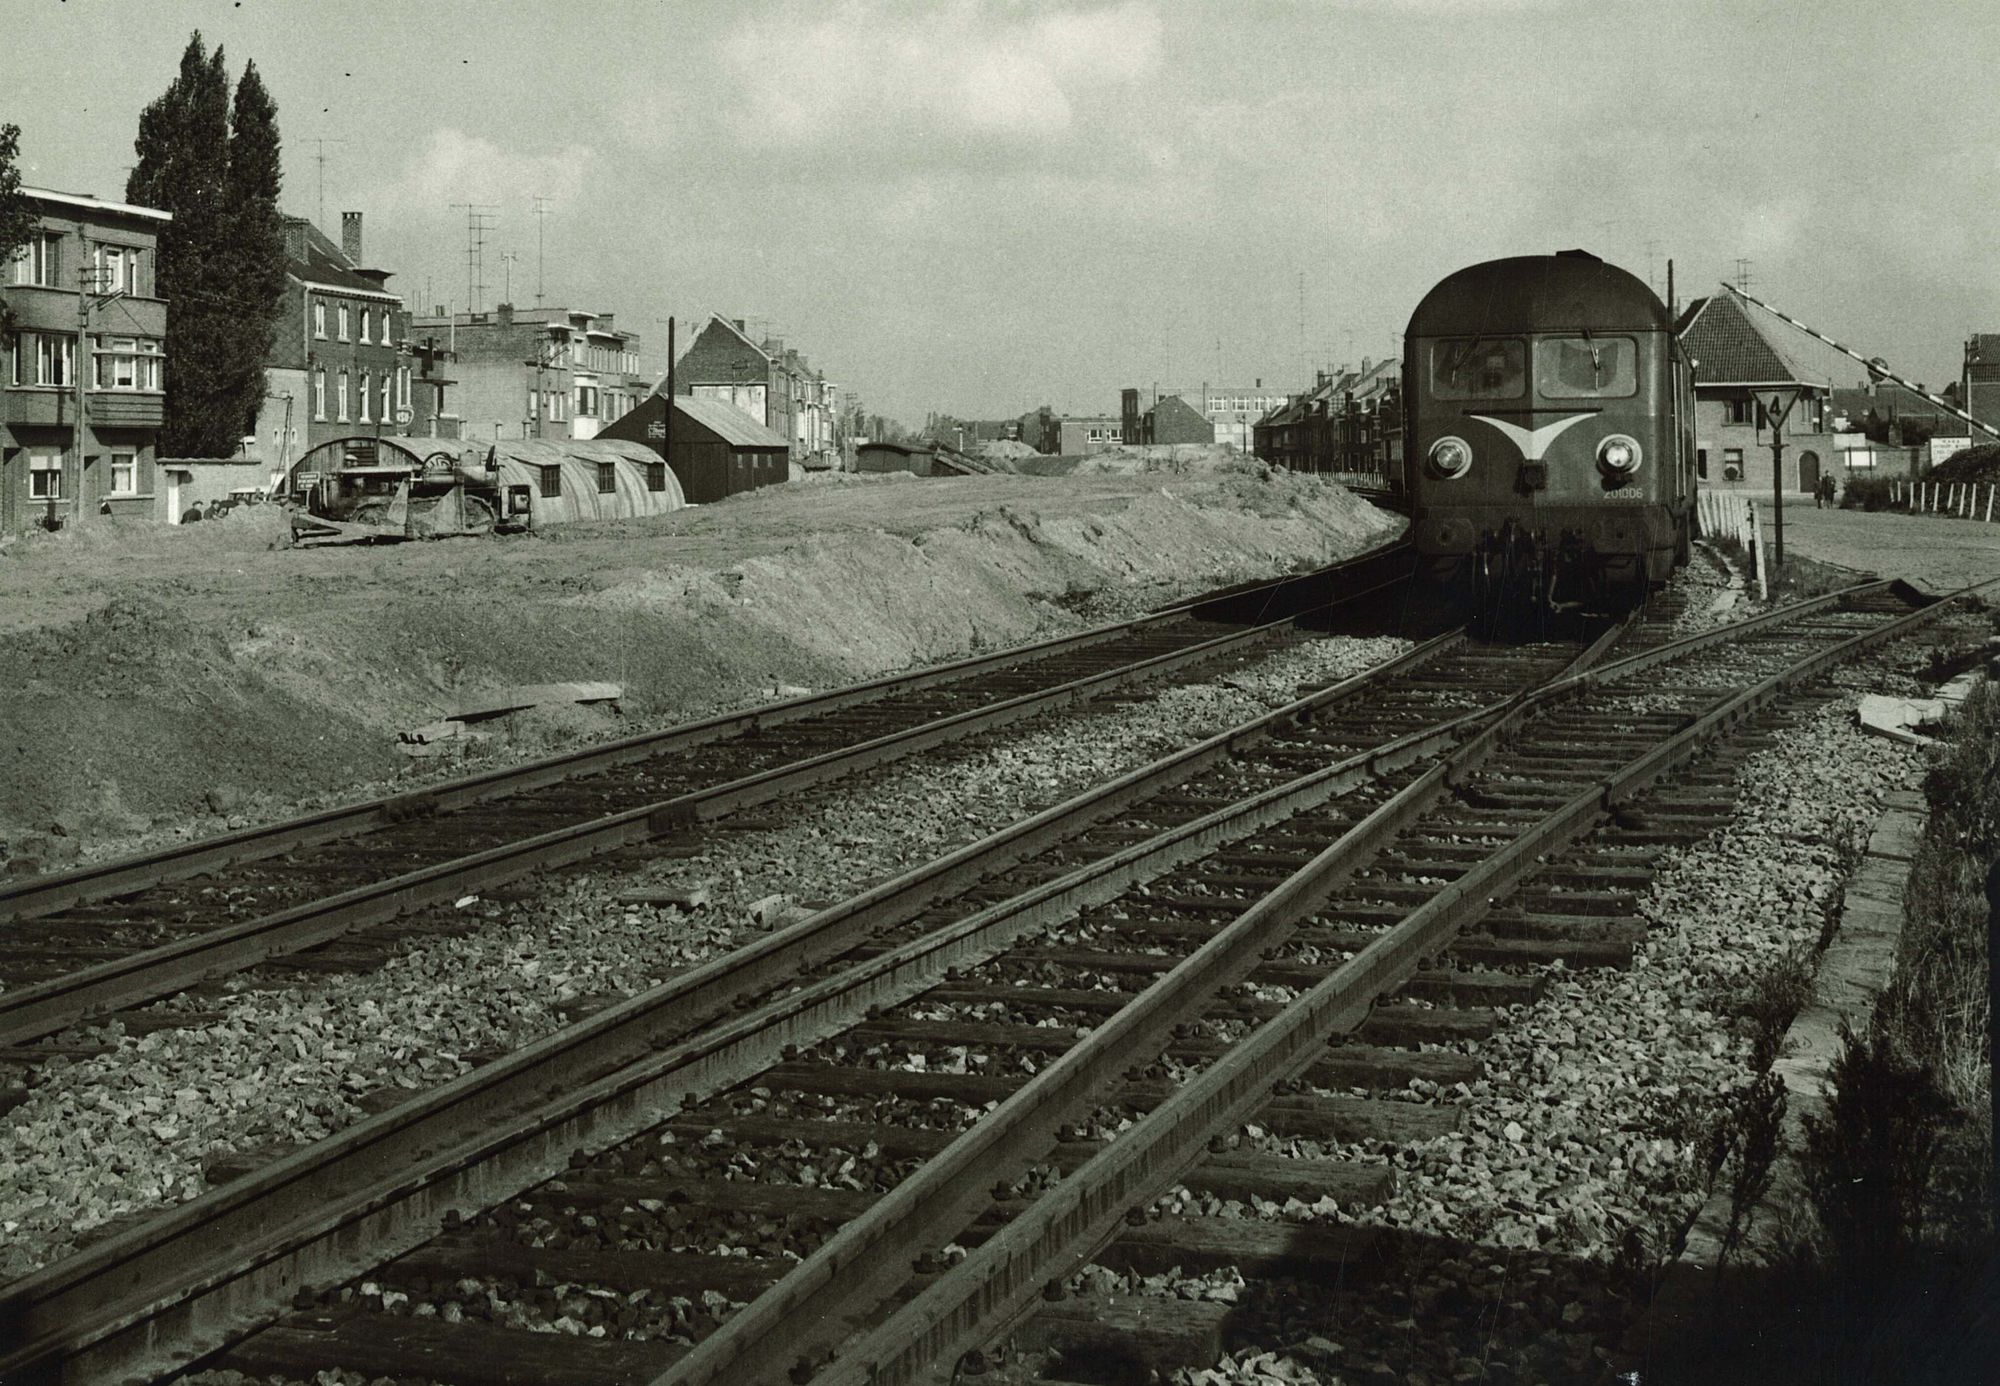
[0,468,1398,874]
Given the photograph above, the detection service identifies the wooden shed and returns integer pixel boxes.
[599,393,790,504]
[855,440,938,476]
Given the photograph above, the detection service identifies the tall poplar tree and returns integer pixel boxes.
[220,60,285,442]
[126,34,286,457]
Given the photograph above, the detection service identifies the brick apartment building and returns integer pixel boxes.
[409,303,646,444]
[252,212,415,466]
[2,186,170,532]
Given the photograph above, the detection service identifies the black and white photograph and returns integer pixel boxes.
[2,2,1998,1382]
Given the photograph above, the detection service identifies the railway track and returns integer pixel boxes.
[0,571,1861,1384]
[0,542,1416,1051]
[11,575,1979,1385]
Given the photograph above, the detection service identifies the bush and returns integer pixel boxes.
[1930,443,2000,485]
[1839,476,1900,512]
[1801,1020,1956,1286]
[1923,680,2000,861]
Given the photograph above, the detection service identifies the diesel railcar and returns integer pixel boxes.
[1403,251,1696,619]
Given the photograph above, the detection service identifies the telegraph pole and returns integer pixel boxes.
[69,246,89,530]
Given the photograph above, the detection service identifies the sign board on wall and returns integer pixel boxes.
[1927,437,1971,470]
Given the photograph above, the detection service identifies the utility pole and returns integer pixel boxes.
[449,203,499,313]
[531,196,553,307]
[665,316,676,492]
[70,248,90,529]
[310,138,348,229]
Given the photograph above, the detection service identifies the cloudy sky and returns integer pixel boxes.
[10,0,1999,423]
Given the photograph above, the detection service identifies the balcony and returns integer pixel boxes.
[90,392,165,429]
[1,387,163,432]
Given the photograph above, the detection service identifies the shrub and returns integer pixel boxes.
[1839,476,1899,512]
[1719,1070,1788,1266]
[1801,1020,1956,1286]
[1922,680,2000,860]
[1930,442,2000,485]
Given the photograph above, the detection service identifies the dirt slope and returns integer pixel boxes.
[0,469,1399,869]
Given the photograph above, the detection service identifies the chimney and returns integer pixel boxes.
[497,302,514,327]
[1360,356,1372,374]
[732,318,746,333]
[282,218,309,263]
[1255,377,1262,390]
[341,211,363,265]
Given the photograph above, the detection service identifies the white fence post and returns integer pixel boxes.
[1987,483,1995,523]
[1750,501,1768,600]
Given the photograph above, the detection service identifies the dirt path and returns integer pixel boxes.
[1772,501,2000,592]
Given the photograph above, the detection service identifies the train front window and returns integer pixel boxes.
[1536,335,1637,398]
[1430,338,1525,399]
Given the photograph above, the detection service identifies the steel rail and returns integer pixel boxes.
[0,604,1325,1049]
[0,537,1413,926]
[0,628,1479,1383]
[817,576,2000,1386]
[6,581,1887,1380]
[657,615,1644,1386]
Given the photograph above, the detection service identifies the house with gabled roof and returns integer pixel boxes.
[671,314,839,468]
[1676,290,1867,495]
[251,213,421,468]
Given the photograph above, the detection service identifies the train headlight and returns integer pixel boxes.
[1429,436,1473,480]
[1597,434,1643,477]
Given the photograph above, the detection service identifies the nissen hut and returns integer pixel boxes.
[284,434,685,540]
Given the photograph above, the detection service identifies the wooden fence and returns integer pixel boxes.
[1887,478,2000,522]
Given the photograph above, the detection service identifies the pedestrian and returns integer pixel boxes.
[181,500,205,524]
[1824,473,1838,508]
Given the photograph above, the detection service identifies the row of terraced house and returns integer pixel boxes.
[1252,358,1404,483]
[4,185,844,533]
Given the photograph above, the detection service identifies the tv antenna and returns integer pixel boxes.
[450,203,500,312]
[531,196,554,306]
[311,138,347,228]
[499,251,520,304]
[1733,257,1755,293]
[1297,272,1307,383]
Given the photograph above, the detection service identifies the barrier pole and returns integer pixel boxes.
[1986,484,1994,523]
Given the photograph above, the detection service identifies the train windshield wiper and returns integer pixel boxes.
[1444,338,1495,387]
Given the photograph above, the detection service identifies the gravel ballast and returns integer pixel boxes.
[1123,661,1935,1385]
[0,633,1406,1277]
